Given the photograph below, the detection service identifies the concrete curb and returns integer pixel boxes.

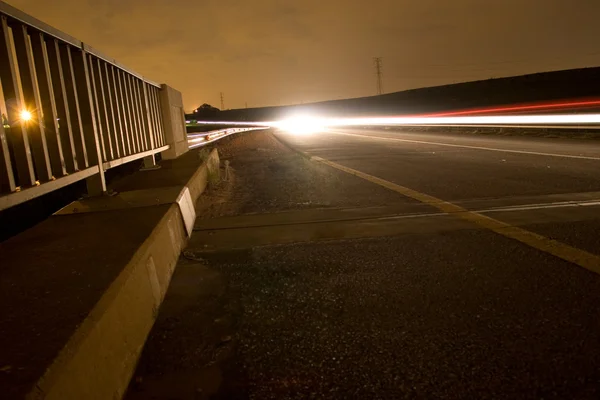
[27,149,220,400]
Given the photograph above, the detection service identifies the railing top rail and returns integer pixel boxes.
[82,43,143,80]
[83,45,160,88]
[144,78,161,88]
[0,0,81,47]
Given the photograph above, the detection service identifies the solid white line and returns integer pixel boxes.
[329,131,600,161]
[477,199,600,213]
[380,198,600,221]
[196,198,600,230]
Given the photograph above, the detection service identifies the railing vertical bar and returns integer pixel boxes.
[129,77,142,151]
[29,32,67,177]
[107,65,125,157]
[133,79,148,151]
[12,23,53,182]
[141,81,156,149]
[69,48,99,166]
[142,83,157,150]
[157,88,166,146]
[125,74,141,153]
[75,47,105,192]
[101,61,119,159]
[0,122,16,193]
[120,71,137,154]
[116,69,132,155]
[47,39,77,172]
[60,45,89,168]
[0,16,36,186]
[145,85,158,148]
[92,57,113,161]
[148,86,159,146]
[153,86,166,146]
[87,55,107,162]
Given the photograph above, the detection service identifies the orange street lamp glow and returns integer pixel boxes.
[20,110,32,122]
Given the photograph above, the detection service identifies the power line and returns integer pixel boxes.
[374,57,383,95]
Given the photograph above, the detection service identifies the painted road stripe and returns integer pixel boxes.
[329,130,600,161]
[196,198,600,231]
[311,155,600,275]
[479,199,600,213]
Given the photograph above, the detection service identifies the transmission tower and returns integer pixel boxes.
[220,92,225,110]
[373,57,383,95]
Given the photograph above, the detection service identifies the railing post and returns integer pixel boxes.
[0,122,16,193]
[142,155,156,169]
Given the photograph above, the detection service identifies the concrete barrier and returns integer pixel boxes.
[25,149,220,400]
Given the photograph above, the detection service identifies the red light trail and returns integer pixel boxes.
[420,98,600,117]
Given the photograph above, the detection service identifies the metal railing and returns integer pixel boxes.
[0,1,168,211]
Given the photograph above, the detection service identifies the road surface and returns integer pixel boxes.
[128,128,600,399]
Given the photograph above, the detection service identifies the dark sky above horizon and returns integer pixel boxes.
[6,0,600,111]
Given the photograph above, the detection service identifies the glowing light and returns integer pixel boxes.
[420,99,600,118]
[20,110,32,122]
[325,113,600,126]
[275,116,327,134]
[192,113,600,132]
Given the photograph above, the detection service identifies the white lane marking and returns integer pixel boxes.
[329,130,600,161]
[197,198,600,231]
[382,198,600,221]
[477,199,600,213]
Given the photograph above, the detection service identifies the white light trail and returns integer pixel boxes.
[193,113,600,131]
[275,116,327,134]
[327,114,600,126]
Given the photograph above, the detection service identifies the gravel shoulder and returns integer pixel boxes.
[194,129,406,220]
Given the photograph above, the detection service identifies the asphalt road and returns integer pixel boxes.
[128,128,600,399]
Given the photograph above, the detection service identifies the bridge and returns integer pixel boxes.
[2,2,600,399]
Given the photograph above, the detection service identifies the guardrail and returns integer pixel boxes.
[188,127,268,149]
[0,1,168,211]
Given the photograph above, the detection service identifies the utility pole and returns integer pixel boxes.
[373,57,383,95]
[220,92,225,110]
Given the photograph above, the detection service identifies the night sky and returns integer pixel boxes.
[6,0,600,111]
